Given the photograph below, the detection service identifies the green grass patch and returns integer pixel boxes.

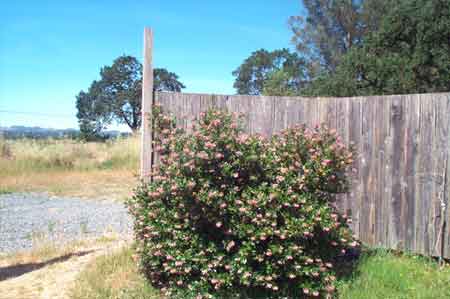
[68,247,450,299]
[69,247,158,299]
[337,250,450,299]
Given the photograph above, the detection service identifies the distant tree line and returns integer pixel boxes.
[0,126,130,140]
[233,0,450,97]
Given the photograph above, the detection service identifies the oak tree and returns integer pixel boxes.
[76,55,185,139]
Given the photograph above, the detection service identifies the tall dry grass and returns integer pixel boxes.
[0,136,140,199]
[0,136,140,176]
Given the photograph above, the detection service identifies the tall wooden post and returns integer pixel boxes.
[140,27,153,182]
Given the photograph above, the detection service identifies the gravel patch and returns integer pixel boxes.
[0,193,132,253]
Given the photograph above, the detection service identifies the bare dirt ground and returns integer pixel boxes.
[0,191,133,299]
[0,239,129,299]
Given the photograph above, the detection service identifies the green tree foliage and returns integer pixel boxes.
[262,70,302,96]
[76,83,112,141]
[76,55,185,138]
[304,0,450,96]
[233,1,390,96]
[232,49,307,95]
[289,0,389,75]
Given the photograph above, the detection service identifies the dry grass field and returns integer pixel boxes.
[0,136,140,200]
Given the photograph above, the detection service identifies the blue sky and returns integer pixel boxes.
[0,1,303,130]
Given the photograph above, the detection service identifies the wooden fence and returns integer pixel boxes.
[152,91,450,259]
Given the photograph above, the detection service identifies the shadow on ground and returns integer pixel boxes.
[0,249,96,281]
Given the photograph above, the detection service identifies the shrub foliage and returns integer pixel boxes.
[128,107,359,298]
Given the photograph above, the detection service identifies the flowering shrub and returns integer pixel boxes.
[128,106,359,298]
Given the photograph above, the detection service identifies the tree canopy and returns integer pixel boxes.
[304,0,450,96]
[232,49,307,95]
[76,55,185,139]
[234,0,449,97]
[288,0,390,76]
[262,69,303,96]
[233,1,392,96]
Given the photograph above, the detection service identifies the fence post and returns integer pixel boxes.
[140,27,153,182]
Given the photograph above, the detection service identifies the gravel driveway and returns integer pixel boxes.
[0,193,132,253]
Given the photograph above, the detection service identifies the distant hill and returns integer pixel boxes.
[0,126,130,139]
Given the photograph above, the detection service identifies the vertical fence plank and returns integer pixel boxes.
[411,94,421,253]
[373,96,384,246]
[429,95,440,256]
[417,94,433,254]
[433,93,448,258]
[404,95,418,252]
[415,95,425,254]
[389,96,403,249]
[382,96,393,248]
[140,27,153,182]
[360,96,374,245]
[443,94,450,258]
[348,98,361,237]
[428,95,442,257]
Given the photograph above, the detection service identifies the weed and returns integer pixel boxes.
[47,221,56,233]
[26,230,46,242]
[80,221,89,235]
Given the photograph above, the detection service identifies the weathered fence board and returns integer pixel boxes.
[444,95,450,259]
[154,92,450,258]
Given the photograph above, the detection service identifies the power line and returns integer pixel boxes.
[0,109,75,118]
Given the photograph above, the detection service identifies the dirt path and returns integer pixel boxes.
[0,240,128,299]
